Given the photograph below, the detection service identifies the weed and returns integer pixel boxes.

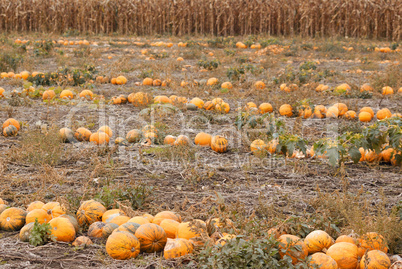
[29,219,54,246]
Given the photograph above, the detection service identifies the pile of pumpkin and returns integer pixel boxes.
[2,118,20,137]
[0,198,393,268]
[315,83,401,96]
[14,39,91,46]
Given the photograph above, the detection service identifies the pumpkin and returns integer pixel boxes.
[326,242,358,269]
[207,78,219,86]
[42,202,65,219]
[381,86,394,95]
[0,87,5,97]
[304,230,334,254]
[74,127,92,142]
[27,201,44,212]
[380,147,395,163]
[254,81,266,89]
[49,217,76,242]
[127,93,135,103]
[42,90,56,100]
[313,105,327,119]
[359,250,391,269]
[89,132,110,145]
[344,110,356,120]
[236,42,247,49]
[128,216,150,225]
[114,137,126,145]
[115,222,141,235]
[59,214,79,233]
[308,253,338,269]
[176,220,207,246]
[259,103,273,114]
[194,132,212,146]
[98,126,113,137]
[3,118,20,131]
[106,231,141,260]
[334,83,351,93]
[142,125,158,134]
[298,105,313,119]
[359,112,373,122]
[111,96,122,105]
[376,108,392,120]
[326,106,339,118]
[19,222,34,242]
[126,129,142,143]
[132,92,151,106]
[153,79,162,86]
[119,95,128,104]
[60,89,74,99]
[0,204,7,214]
[164,135,176,145]
[154,95,173,104]
[135,223,167,253]
[211,98,223,105]
[3,125,18,137]
[221,82,232,89]
[360,107,375,118]
[76,200,106,227]
[143,214,154,223]
[215,233,236,246]
[332,103,348,116]
[88,221,106,238]
[102,223,119,238]
[107,215,130,226]
[102,209,126,222]
[359,232,388,253]
[335,235,357,245]
[364,150,379,163]
[360,84,374,92]
[190,97,204,108]
[278,234,308,265]
[174,135,191,146]
[164,238,194,259]
[279,104,293,117]
[160,219,180,239]
[211,135,228,153]
[79,90,93,100]
[153,211,181,225]
[203,101,214,110]
[143,78,153,86]
[250,139,267,155]
[116,76,127,85]
[316,84,329,92]
[72,236,93,247]
[215,102,230,113]
[26,209,51,224]
[267,140,278,154]
[144,131,157,141]
[0,207,26,231]
[59,128,74,142]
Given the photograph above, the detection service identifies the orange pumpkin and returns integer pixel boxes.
[126,129,142,143]
[174,135,191,146]
[79,90,93,100]
[360,84,374,92]
[106,231,141,260]
[278,234,308,265]
[211,135,228,153]
[26,209,51,224]
[152,211,181,225]
[0,204,7,214]
[259,103,273,114]
[49,217,76,242]
[128,216,149,225]
[381,86,393,95]
[360,107,375,118]
[313,105,327,119]
[98,126,113,137]
[42,90,56,100]
[0,207,26,231]
[102,223,119,238]
[215,102,230,113]
[154,95,173,104]
[89,132,110,145]
[194,132,212,146]
[326,106,339,118]
[359,112,373,122]
[250,139,267,156]
[190,98,204,108]
[74,128,92,142]
[359,232,388,253]
[2,118,20,131]
[344,110,356,120]
[304,230,334,254]
[255,81,266,89]
[335,235,357,245]
[76,199,106,227]
[42,202,65,219]
[88,221,106,238]
[143,213,154,223]
[298,105,313,119]
[279,104,293,117]
[107,215,130,226]
[19,222,34,242]
[143,77,154,86]
[27,201,45,212]
[59,214,79,233]
[114,222,141,235]
[135,223,167,253]
[164,238,194,259]
[326,242,358,269]
[364,150,379,163]
[72,236,93,247]
[132,92,151,106]
[60,89,74,99]
[359,250,390,269]
[176,220,207,246]
[102,209,126,222]
[164,135,176,145]
[376,108,392,120]
[308,252,338,269]
[160,219,180,239]
[332,103,348,116]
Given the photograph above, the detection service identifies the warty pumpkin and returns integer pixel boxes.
[279,104,293,117]
[106,231,141,260]
[298,105,313,119]
[259,103,273,114]
[3,118,20,131]
[72,236,93,247]
[359,250,390,269]
[0,207,27,231]
[211,135,228,153]
[359,232,388,253]
[308,252,338,269]
[74,127,92,142]
[313,105,327,119]
[326,242,358,269]
[278,234,308,265]
[164,238,194,259]
[135,223,168,253]
[49,217,76,242]
[344,110,357,120]
[3,125,18,137]
[132,92,151,106]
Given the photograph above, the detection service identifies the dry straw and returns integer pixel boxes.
[0,0,400,40]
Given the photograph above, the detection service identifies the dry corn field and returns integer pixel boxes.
[0,0,401,40]
[0,2,402,268]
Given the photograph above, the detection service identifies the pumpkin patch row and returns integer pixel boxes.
[0,198,393,268]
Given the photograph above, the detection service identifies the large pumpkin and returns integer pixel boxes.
[359,232,388,253]
[88,221,106,238]
[279,104,293,117]
[128,216,149,226]
[107,215,130,226]
[26,209,51,224]
[304,230,334,254]
[326,242,358,269]
[48,217,76,242]
[3,125,18,137]
[106,231,141,260]
[102,209,126,222]
[19,222,34,242]
[160,219,180,239]
[308,253,338,269]
[164,135,176,145]
[174,135,191,146]
[135,223,168,253]
[132,92,151,107]
[143,213,154,223]
[211,135,228,153]
[0,207,27,231]
[59,214,79,233]
[359,250,391,269]
[335,235,357,245]
[114,222,141,235]
[176,220,207,246]
[27,201,45,212]
[89,132,110,145]
[42,202,65,219]
[152,211,182,225]
[76,200,106,227]
[74,128,92,142]
[278,234,308,265]
[164,238,194,259]
[2,118,20,131]
[194,132,212,146]
[250,139,267,155]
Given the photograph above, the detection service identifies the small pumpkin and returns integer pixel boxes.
[19,222,34,242]
[359,112,373,122]
[203,101,214,110]
[79,90,93,100]
[254,81,266,89]
[344,110,356,120]
[164,238,194,259]
[3,125,18,137]
[190,98,204,109]
[174,135,191,146]
[360,107,375,118]
[176,220,207,246]
[359,232,388,253]
[77,200,106,227]
[60,89,74,99]
[152,211,181,225]
[0,207,27,231]
[135,223,167,253]
[26,209,51,224]
[308,253,338,269]
[89,132,110,145]
[304,230,334,254]
[194,132,212,146]
[74,128,92,142]
[98,126,113,137]
[49,217,76,242]
[250,139,267,156]
[326,242,358,269]
[114,222,141,235]
[72,236,93,247]
[160,219,180,239]
[211,135,228,153]
[42,202,65,219]
[42,90,56,100]
[259,103,273,114]
[126,129,142,143]
[313,105,327,119]
[279,104,293,117]
[59,128,74,142]
[278,234,308,265]
[359,250,391,269]
[3,118,20,131]
[298,105,313,119]
[27,201,45,212]
[164,135,176,145]
[106,231,141,260]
